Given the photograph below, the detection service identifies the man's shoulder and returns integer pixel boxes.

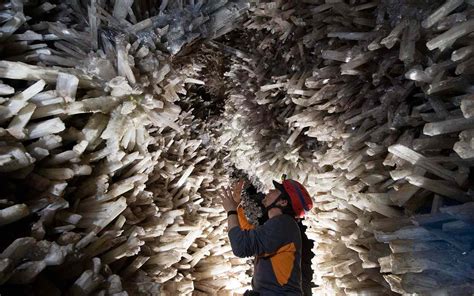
[264,214,298,228]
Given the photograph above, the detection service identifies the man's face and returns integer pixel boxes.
[262,189,281,207]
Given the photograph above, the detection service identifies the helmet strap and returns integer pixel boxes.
[265,196,286,212]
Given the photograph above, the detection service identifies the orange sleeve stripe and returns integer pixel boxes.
[237,205,255,230]
[270,242,296,286]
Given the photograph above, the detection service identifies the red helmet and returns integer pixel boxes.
[273,178,313,218]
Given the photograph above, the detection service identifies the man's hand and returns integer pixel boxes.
[220,180,245,212]
[232,179,245,204]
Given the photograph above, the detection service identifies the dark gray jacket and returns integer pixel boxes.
[229,213,303,295]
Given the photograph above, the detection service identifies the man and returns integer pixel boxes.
[220,178,313,295]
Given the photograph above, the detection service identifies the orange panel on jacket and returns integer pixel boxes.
[237,205,255,230]
[265,242,296,286]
